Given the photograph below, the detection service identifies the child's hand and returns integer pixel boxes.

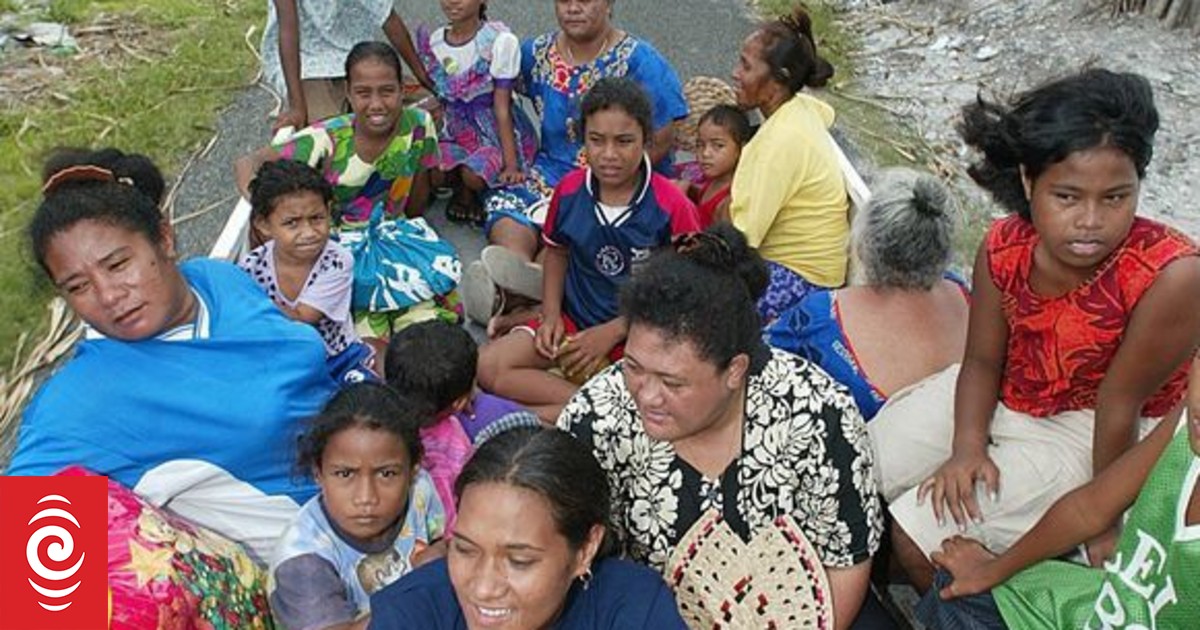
[929,535,1000,599]
[535,316,566,360]
[1085,527,1119,567]
[412,539,448,568]
[273,106,307,133]
[497,168,526,185]
[558,327,618,381]
[918,449,1001,531]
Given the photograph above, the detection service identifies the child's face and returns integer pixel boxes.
[440,0,481,24]
[315,424,417,545]
[584,107,645,191]
[1024,145,1138,282]
[696,120,740,182]
[348,58,403,138]
[254,190,331,265]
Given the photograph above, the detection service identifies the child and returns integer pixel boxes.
[270,382,445,630]
[477,77,702,422]
[685,104,751,226]
[262,0,435,132]
[918,358,1200,629]
[384,320,524,528]
[239,159,378,384]
[236,42,462,336]
[416,0,537,224]
[869,68,1200,591]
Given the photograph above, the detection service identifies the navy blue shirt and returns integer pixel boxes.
[368,556,686,629]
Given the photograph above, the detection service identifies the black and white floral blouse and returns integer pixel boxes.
[558,347,883,571]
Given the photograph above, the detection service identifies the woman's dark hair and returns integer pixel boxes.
[344,40,403,85]
[959,68,1158,220]
[479,2,488,20]
[297,382,425,475]
[30,147,166,274]
[384,320,477,422]
[621,222,769,371]
[698,104,753,146]
[456,426,614,556]
[580,76,654,142]
[248,159,333,222]
[755,5,834,94]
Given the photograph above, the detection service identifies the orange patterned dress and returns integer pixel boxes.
[987,215,1197,418]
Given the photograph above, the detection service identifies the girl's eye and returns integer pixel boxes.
[333,469,353,479]
[379,469,398,478]
[1105,194,1128,204]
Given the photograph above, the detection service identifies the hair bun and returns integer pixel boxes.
[910,174,950,218]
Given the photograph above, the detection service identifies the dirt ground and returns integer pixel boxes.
[836,0,1200,237]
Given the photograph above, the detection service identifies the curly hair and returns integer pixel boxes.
[385,319,477,422]
[959,67,1158,220]
[248,159,333,222]
[296,382,426,476]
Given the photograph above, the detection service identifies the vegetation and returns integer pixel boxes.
[0,0,266,368]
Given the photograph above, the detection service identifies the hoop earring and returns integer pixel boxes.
[579,567,594,591]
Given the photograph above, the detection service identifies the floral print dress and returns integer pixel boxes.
[558,347,883,573]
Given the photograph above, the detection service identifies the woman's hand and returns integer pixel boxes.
[558,325,619,381]
[497,167,526,185]
[535,315,566,360]
[929,535,1001,599]
[272,105,306,134]
[918,449,1000,530]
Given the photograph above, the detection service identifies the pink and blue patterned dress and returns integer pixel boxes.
[417,21,537,186]
[483,32,688,235]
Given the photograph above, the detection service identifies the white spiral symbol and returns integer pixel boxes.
[26,494,85,612]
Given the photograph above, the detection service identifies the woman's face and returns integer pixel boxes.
[44,219,193,341]
[622,323,748,444]
[1024,145,1139,286]
[315,425,416,546]
[732,32,776,110]
[348,57,403,138]
[449,481,600,630]
[555,0,612,43]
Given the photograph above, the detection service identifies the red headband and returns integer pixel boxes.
[41,165,124,196]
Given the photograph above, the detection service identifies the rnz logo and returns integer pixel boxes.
[0,473,107,630]
[27,494,87,611]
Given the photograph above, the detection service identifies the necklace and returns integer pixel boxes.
[562,29,615,66]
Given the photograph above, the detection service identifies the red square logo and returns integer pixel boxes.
[0,475,108,630]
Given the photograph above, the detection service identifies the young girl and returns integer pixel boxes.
[270,382,446,630]
[477,77,702,422]
[416,0,537,224]
[236,41,461,337]
[240,160,378,384]
[919,359,1200,629]
[685,104,751,226]
[869,68,1200,591]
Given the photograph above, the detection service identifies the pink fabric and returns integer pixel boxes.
[56,467,273,630]
[419,417,472,533]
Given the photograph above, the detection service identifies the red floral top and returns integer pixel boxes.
[987,215,1197,418]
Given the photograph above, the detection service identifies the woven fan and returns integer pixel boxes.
[665,510,834,630]
[676,76,739,154]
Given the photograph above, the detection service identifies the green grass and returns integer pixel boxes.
[0,0,266,369]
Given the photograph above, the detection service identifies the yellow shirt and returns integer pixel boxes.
[730,94,849,287]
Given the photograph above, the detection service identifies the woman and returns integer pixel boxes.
[237,41,461,336]
[766,168,969,420]
[464,0,689,325]
[557,223,884,629]
[729,6,849,323]
[368,425,686,629]
[7,148,337,562]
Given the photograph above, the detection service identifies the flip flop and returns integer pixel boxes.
[482,245,544,301]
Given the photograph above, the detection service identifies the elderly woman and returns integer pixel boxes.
[766,168,969,420]
[369,424,686,628]
[465,0,689,324]
[8,148,337,561]
[557,223,884,629]
[729,6,849,323]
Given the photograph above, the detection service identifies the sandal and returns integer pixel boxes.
[482,245,544,301]
[446,188,487,226]
[461,260,501,326]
